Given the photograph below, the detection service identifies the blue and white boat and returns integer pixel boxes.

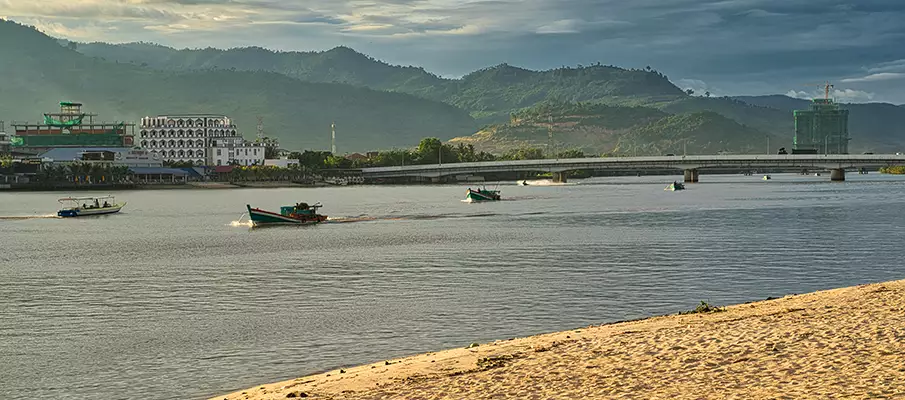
[57,196,125,217]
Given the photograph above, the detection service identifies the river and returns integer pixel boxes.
[2,173,905,399]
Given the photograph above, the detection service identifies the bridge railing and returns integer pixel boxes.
[362,154,905,174]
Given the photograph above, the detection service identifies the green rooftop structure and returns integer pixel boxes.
[793,97,849,154]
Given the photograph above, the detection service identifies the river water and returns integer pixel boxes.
[2,173,905,399]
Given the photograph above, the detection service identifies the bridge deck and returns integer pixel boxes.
[362,154,905,178]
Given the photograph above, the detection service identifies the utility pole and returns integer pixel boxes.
[331,122,336,155]
[766,136,770,154]
[548,115,554,159]
[438,142,442,166]
[256,116,264,140]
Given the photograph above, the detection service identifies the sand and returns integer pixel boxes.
[213,279,905,399]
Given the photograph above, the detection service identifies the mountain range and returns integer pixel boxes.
[0,19,902,154]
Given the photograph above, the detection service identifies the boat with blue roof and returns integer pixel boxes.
[57,195,125,217]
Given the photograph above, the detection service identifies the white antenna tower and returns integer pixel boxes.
[331,121,336,154]
[256,116,264,140]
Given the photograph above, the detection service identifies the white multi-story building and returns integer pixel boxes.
[137,114,267,166]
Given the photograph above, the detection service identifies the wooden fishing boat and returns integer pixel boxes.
[246,202,327,226]
[464,187,501,202]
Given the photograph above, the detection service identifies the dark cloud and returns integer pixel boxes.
[7,0,905,102]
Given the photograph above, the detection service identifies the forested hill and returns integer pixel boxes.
[0,20,477,151]
[75,42,686,121]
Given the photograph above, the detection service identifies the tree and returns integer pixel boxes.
[556,149,585,159]
[685,88,695,96]
[704,91,711,98]
[502,147,545,160]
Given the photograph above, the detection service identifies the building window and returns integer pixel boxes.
[217,160,222,166]
[217,149,221,156]
[151,140,157,147]
[197,150,204,157]
[169,130,176,138]
[196,139,204,147]
[186,129,194,138]
[178,140,185,147]
[187,150,194,157]
[169,140,176,147]
[150,130,157,138]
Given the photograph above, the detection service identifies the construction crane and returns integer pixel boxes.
[801,81,834,100]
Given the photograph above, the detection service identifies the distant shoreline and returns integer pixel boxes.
[0,181,333,192]
[213,279,905,400]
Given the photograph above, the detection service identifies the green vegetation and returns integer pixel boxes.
[879,166,905,174]
[679,301,726,315]
[35,163,131,184]
[1,20,476,151]
[450,101,787,155]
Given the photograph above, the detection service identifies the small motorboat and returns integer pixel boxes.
[465,187,501,202]
[246,202,327,226]
[58,196,125,217]
[664,181,685,191]
[763,175,772,180]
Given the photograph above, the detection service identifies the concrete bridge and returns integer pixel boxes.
[361,154,905,183]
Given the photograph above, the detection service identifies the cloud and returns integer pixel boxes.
[787,88,876,103]
[841,73,905,83]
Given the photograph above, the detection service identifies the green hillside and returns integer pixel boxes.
[75,42,686,122]
[44,27,905,154]
[0,20,477,151]
[450,102,786,155]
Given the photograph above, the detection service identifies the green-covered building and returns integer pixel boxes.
[10,102,135,155]
[793,98,849,154]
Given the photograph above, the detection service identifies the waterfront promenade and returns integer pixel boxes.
[216,279,905,399]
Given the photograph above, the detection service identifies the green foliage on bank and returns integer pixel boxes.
[879,166,905,174]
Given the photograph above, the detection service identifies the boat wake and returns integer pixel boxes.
[0,214,61,220]
[324,216,380,223]
[228,220,254,228]
[518,179,576,186]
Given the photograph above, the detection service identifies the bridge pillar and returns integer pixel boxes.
[552,172,567,183]
[830,168,845,182]
[683,169,699,183]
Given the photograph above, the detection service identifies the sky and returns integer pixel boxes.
[2,0,905,104]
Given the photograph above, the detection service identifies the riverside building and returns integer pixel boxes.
[138,114,269,166]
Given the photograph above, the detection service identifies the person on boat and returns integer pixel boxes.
[673,180,678,187]
[82,203,88,209]
[103,201,110,208]
[94,199,100,208]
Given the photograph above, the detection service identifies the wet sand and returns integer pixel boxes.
[214,279,905,399]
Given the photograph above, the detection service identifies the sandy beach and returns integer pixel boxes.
[214,279,905,399]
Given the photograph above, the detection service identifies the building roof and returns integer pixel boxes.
[179,167,205,178]
[39,147,131,161]
[129,167,188,176]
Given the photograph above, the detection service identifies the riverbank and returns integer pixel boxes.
[214,279,905,399]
